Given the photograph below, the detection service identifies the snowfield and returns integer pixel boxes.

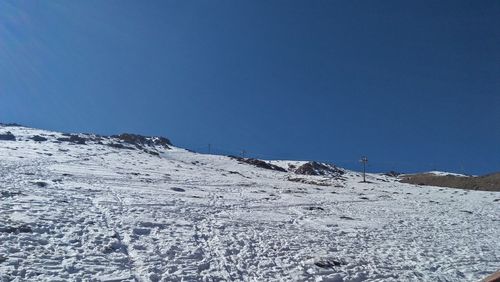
[0,125,498,281]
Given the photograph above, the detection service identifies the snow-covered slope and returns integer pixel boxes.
[401,171,471,178]
[426,171,470,177]
[0,125,498,281]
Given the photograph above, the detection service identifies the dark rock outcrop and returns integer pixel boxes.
[143,149,160,156]
[304,206,325,211]
[57,134,87,144]
[287,177,331,186]
[294,161,344,176]
[0,132,16,141]
[152,137,172,148]
[1,190,23,198]
[0,225,33,234]
[113,133,171,149]
[314,258,343,269]
[229,156,287,172]
[30,135,48,142]
[107,143,135,150]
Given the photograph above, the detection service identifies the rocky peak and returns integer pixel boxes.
[294,161,344,177]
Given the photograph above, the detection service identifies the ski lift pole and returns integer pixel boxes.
[360,156,368,182]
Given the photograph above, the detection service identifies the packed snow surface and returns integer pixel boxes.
[0,126,499,281]
[422,171,471,177]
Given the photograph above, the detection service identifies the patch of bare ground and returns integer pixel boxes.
[400,172,500,191]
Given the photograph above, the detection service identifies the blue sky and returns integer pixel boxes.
[1,0,499,174]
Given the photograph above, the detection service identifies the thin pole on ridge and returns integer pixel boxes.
[360,156,368,182]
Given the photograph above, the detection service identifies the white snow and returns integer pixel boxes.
[426,171,471,177]
[0,125,498,281]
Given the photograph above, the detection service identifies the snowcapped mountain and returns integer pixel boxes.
[0,124,498,281]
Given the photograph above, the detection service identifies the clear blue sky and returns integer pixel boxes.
[1,1,499,175]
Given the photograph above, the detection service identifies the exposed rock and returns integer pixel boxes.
[229,156,287,172]
[314,258,342,269]
[144,149,160,156]
[30,135,48,142]
[0,225,33,234]
[113,133,172,149]
[57,134,87,144]
[228,171,246,177]
[304,206,325,211]
[0,132,16,141]
[79,134,104,143]
[288,177,331,186]
[152,137,172,148]
[171,187,185,192]
[1,190,23,198]
[107,143,135,150]
[114,133,144,144]
[294,161,344,177]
